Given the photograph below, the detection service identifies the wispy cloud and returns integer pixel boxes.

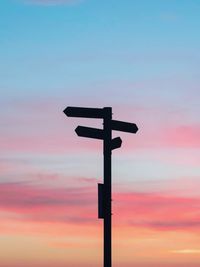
[160,13,180,22]
[22,0,82,6]
[171,249,200,254]
[163,125,200,148]
[0,182,96,224]
[121,123,200,151]
[0,182,200,231]
[114,191,200,230]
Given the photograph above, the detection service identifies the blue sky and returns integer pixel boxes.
[1,0,200,100]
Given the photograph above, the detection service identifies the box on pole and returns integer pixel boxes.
[98,183,104,219]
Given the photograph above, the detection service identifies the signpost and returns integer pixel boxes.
[63,106,138,267]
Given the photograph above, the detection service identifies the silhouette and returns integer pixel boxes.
[63,106,138,267]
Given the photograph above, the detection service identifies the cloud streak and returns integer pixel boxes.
[0,182,97,224]
[115,191,200,230]
[171,249,200,254]
[22,0,82,5]
[0,182,200,231]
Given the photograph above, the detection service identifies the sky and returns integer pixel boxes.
[1,0,200,266]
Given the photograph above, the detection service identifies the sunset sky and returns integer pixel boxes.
[1,0,200,266]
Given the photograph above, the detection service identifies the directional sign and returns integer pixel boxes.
[111,137,122,150]
[75,126,104,139]
[63,106,105,119]
[111,120,138,134]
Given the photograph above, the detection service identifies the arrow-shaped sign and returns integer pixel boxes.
[63,106,105,119]
[75,126,104,139]
[111,120,138,134]
[111,137,122,150]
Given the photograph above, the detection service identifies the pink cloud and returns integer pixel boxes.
[118,123,200,152]
[0,182,200,231]
[0,182,97,224]
[162,125,200,148]
[0,133,103,154]
[114,191,200,231]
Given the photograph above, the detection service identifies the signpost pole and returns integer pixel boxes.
[103,107,112,267]
[63,106,138,267]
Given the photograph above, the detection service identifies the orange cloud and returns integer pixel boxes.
[171,249,200,254]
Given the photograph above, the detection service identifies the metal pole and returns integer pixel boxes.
[103,107,112,267]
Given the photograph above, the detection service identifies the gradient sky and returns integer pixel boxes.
[1,0,200,266]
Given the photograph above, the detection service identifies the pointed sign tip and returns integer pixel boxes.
[111,120,138,134]
[63,107,69,116]
[75,126,79,135]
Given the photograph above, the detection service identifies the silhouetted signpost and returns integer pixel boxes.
[63,106,138,267]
